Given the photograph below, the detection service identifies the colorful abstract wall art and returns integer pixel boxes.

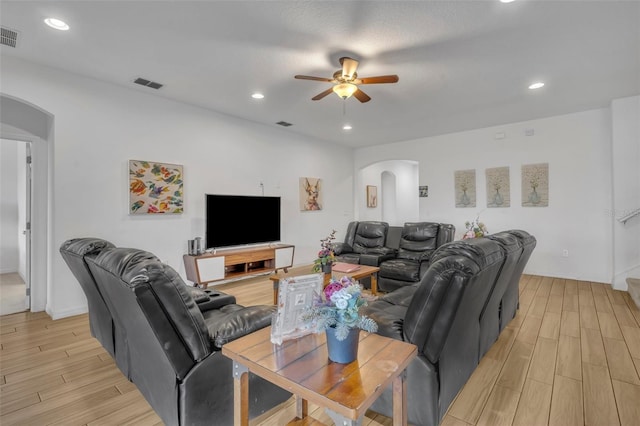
[129,160,184,214]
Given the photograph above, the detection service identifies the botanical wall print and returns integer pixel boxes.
[366,185,378,208]
[522,163,549,207]
[129,160,183,214]
[454,169,476,208]
[486,167,510,208]
[300,177,322,211]
[419,185,429,197]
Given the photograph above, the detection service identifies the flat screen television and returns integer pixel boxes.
[205,194,281,249]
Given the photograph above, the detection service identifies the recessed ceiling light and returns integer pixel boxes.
[343,124,353,131]
[44,18,69,31]
[528,82,545,90]
[500,0,515,3]
[251,93,264,99]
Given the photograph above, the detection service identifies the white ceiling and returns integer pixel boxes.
[1,1,638,148]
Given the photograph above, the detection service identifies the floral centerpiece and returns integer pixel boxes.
[463,216,488,239]
[312,230,337,273]
[303,276,378,340]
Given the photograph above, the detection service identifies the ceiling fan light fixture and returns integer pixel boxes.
[333,83,358,99]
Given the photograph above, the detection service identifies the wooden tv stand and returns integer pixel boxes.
[183,244,294,288]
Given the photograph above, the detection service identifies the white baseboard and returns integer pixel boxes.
[613,263,640,291]
[0,267,19,274]
[47,304,88,320]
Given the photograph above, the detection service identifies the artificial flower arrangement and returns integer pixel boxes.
[463,216,488,239]
[303,276,378,341]
[312,229,337,273]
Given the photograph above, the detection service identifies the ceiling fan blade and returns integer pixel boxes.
[294,75,334,82]
[355,75,399,85]
[311,87,335,101]
[339,57,359,80]
[353,88,371,103]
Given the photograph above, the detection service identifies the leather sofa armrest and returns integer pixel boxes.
[205,305,276,349]
[358,247,397,266]
[332,242,353,255]
[188,287,237,312]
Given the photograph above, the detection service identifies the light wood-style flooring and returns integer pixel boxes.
[1,271,639,425]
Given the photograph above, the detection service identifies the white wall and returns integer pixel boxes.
[611,95,640,288]
[356,160,419,225]
[355,109,615,284]
[0,140,19,273]
[1,56,354,319]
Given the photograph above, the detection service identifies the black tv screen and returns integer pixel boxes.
[205,194,281,249]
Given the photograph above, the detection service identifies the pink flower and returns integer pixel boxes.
[323,282,344,300]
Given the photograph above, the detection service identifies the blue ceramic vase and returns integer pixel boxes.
[326,327,359,364]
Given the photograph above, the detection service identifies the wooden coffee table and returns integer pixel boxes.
[222,327,417,426]
[269,264,380,304]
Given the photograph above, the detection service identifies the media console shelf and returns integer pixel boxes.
[183,244,294,288]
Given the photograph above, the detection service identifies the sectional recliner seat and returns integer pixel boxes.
[60,238,290,426]
[361,230,536,426]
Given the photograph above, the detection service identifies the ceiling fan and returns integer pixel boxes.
[294,57,399,103]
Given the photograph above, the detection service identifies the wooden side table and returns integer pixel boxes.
[269,264,380,304]
[222,327,417,426]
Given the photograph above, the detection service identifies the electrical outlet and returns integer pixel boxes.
[562,249,569,257]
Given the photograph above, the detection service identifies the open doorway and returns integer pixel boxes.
[0,138,31,315]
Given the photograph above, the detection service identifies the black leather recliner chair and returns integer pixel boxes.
[377,222,456,292]
[362,235,530,426]
[61,239,290,425]
[60,238,236,380]
[498,230,537,331]
[59,238,120,362]
[332,221,396,266]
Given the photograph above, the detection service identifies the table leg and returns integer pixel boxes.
[392,370,408,426]
[272,280,279,305]
[326,408,363,426]
[370,272,378,295]
[232,362,249,426]
[295,395,308,420]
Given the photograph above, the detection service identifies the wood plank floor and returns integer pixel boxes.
[1,272,639,425]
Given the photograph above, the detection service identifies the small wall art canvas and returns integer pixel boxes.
[486,166,510,208]
[129,160,183,214]
[454,169,476,208]
[367,185,378,208]
[419,185,429,197]
[522,163,549,207]
[300,177,322,211]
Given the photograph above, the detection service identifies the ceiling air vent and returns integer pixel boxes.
[1,27,19,48]
[276,121,293,127]
[133,77,163,90]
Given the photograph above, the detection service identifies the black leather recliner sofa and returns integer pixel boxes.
[362,230,536,426]
[376,222,456,292]
[60,238,290,426]
[60,238,237,379]
[332,221,397,266]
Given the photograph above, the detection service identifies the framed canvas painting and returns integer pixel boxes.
[129,160,183,214]
[522,163,549,207]
[454,169,476,208]
[300,177,322,211]
[486,167,510,207]
[367,185,377,208]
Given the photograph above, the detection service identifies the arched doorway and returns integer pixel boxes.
[1,94,53,312]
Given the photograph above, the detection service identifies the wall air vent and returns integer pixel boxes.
[133,77,163,90]
[276,121,293,127]
[1,27,19,48]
